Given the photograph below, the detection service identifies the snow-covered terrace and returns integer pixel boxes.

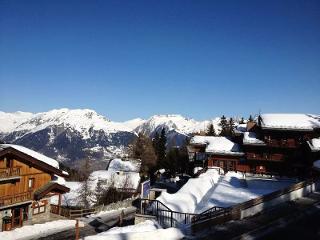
[260,114,320,131]
[243,132,266,145]
[190,136,244,156]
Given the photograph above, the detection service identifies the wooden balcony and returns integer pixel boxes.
[264,138,297,148]
[246,152,285,162]
[0,191,33,208]
[0,167,21,180]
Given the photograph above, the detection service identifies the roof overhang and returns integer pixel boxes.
[0,147,68,177]
[34,182,70,200]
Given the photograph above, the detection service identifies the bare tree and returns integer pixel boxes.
[78,159,94,208]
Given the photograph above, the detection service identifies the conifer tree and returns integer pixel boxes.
[158,128,167,166]
[206,123,216,136]
[228,117,235,136]
[248,115,254,122]
[239,117,245,124]
[219,115,228,136]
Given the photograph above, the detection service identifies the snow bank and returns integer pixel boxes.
[108,158,141,172]
[84,220,184,240]
[0,144,60,169]
[0,219,76,240]
[190,136,243,155]
[157,170,295,214]
[157,169,221,213]
[260,114,320,130]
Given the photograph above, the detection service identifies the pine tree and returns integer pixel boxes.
[158,128,167,166]
[248,115,254,122]
[219,115,228,136]
[239,117,245,124]
[206,123,216,136]
[228,117,235,136]
[95,178,106,205]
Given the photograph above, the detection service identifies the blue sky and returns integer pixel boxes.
[0,0,319,121]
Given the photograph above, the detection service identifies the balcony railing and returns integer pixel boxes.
[0,167,21,180]
[246,152,285,162]
[264,138,297,148]
[0,191,33,207]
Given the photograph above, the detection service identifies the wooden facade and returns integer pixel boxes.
[188,117,320,176]
[0,146,69,231]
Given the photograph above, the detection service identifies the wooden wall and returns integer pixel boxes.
[0,157,51,197]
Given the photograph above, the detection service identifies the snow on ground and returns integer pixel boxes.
[0,219,76,240]
[0,144,60,169]
[260,113,320,130]
[83,220,184,240]
[157,169,296,214]
[190,136,244,155]
[108,158,141,172]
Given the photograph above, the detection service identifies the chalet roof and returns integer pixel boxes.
[243,132,266,146]
[34,181,70,200]
[259,114,320,131]
[190,136,244,156]
[307,138,320,152]
[0,144,67,177]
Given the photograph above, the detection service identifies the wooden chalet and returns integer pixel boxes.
[187,136,244,173]
[188,114,320,176]
[0,144,69,231]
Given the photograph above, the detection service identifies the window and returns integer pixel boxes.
[32,201,46,215]
[28,178,35,189]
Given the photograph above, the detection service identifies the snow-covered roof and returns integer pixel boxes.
[190,136,244,156]
[243,132,266,145]
[235,124,247,134]
[90,169,140,190]
[260,114,320,131]
[108,158,141,172]
[308,138,320,152]
[0,144,60,169]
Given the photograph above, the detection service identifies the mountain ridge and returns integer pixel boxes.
[0,108,223,165]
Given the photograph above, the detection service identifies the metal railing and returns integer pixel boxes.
[140,199,198,228]
[0,167,21,179]
[191,205,230,224]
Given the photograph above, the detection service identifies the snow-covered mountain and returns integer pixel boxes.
[1,109,136,164]
[0,109,223,166]
[133,114,221,147]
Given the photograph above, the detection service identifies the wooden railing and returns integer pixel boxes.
[0,167,21,179]
[0,191,33,207]
[50,204,96,218]
[246,152,285,162]
[264,138,297,148]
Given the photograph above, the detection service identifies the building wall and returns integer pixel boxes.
[0,157,51,197]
